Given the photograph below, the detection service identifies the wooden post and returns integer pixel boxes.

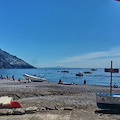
[110,61,112,95]
[104,61,119,95]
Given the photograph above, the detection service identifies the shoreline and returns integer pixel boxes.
[0,78,112,87]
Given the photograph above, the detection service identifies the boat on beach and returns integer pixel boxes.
[96,93,120,109]
[96,61,120,109]
[23,74,47,82]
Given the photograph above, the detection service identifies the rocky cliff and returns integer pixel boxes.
[0,49,35,69]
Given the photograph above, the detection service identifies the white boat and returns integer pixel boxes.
[23,74,47,82]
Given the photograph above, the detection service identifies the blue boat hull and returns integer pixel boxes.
[97,103,120,109]
[96,93,120,109]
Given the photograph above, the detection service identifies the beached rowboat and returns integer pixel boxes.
[23,74,47,82]
[96,93,120,109]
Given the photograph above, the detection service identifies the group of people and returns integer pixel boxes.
[0,75,10,80]
[0,75,15,81]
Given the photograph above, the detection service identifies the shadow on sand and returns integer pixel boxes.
[95,109,120,115]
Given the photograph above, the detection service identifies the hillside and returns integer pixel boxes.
[0,49,35,69]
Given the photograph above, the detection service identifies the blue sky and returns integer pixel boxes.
[0,0,120,68]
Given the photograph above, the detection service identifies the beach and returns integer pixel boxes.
[0,80,120,120]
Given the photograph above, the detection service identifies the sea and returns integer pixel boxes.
[0,68,120,87]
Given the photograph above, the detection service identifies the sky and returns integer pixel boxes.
[0,0,120,68]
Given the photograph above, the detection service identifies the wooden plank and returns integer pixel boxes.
[2,97,13,106]
[104,68,119,73]
[0,96,9,105]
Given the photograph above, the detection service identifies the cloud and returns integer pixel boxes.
[56,46,120,68]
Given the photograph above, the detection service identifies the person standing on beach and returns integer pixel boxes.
[12,75,15,81]
[58,79,62,84]
[0,75,3,79]
[84,79,86,84]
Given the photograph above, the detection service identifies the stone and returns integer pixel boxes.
[39,107,47,111]
[55,106,59,110]
[46,106,56,110]
[0,109,14,115]
[25,106,38,114]
[6,109,14,115]
[0,109,9,115]
[64,107,73,110]
[13,108,25,115]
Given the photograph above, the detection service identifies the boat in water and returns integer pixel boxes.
[76,72,83,76]
[96,61,120,109]
[23,74,47,82]
[84,71,92,74]
[91,69,97,71]
[61,70,69,73]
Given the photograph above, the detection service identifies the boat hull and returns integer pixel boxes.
[97,103,120,109]
[96,93,120,109]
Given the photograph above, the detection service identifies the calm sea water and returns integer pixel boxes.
[0,68,120,86]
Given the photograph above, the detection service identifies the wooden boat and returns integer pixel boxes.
[23,74,47,82]
[96,93,120,109]
[96,61,119,109]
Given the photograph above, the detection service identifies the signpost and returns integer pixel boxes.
[104,61,119,95]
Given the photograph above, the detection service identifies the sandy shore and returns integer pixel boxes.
[0,79,120,120]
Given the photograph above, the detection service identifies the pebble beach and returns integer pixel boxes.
[0,79,120,120]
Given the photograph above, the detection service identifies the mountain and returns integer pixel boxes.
[0,49,35,69]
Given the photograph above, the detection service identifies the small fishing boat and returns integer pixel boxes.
[76,72,83,76]
[91,69,97,71]
[61,70,69,73]
[23,74,47,82]
[84,71,92,74]
[96,61,120,109]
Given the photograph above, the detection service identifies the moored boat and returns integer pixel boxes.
[84,71,92,74]
[91,69,97,71]
[23,74,47,82]
[61,70,69,73]
[76,72,83,76]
